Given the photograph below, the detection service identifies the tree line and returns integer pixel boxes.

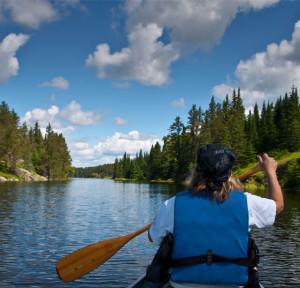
[111,87,299,182]
[74,164,114,178]
[0,101,73,180]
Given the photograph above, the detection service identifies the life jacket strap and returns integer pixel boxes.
[172,249,257,268]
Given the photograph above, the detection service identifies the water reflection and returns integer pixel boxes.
[251,190,300,287]
[0,179,299,287]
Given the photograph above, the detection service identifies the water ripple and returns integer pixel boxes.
[0,180,299,287]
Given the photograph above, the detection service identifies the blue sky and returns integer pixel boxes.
[1,0,300,167]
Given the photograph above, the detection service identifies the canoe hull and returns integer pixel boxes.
[128,275,171,288]
[128,275,265,288]
[128,275,151,288]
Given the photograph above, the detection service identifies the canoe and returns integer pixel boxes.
[128,274,265,288]
[128,274,171,288]
[127,274,151,288]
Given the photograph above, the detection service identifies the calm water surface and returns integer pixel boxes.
[0,179,299,287]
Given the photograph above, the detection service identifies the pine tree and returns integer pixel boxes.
[121,152,131,179]
[34,121,43,146]
[0,102,20,172]
[129,160,143,180]
[149,142,162,180]
[198,113,212,148]
[187,105,203,160]
[113,158,123,179]
[31,121,45,174]
[18,122,33,170]
[287,87,300,152]
[266,102,276,152]
[230,88,247,167]
[43,123,72,180]
[168,116,188,181]
[274,96,284,150]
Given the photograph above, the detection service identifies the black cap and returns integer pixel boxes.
[196,144,236,190]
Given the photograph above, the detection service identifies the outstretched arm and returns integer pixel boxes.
[257,153,284,215]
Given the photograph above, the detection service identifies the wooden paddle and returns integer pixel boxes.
[57,223,152,282]
[56,160,285,283]
[237,160,286,181]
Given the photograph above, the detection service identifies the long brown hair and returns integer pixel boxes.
[187,169,243,203]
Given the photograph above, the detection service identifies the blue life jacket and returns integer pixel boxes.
[172,190,249,286]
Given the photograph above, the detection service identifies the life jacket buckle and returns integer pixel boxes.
[206,249,212,266]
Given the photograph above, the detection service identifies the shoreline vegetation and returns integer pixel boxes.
[0,101,73,182]
[75,88,300,190]
[1,87,299,188]
[85,153,299,191]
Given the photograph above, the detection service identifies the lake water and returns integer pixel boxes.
[0,179,299,287]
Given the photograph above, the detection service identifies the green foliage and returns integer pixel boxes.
[109,87,300,185]
[0,102,73,180]
[70,87,300,187]
[0,171,22,181]
[284,159,300,188]
[75,163,114,178]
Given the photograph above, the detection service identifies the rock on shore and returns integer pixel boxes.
[0,168,47,182]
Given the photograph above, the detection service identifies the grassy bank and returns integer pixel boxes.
[234,152,300,190]
[0,172,22,181]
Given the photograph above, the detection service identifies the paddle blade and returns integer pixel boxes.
[56,235,129,283]
[56,223,152,283]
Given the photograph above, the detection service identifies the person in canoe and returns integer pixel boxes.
[147,144,284,288]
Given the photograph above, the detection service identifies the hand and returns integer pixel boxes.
[257,153,284,215]
[257,153,277,176]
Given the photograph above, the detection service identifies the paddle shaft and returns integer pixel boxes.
[237,160,286,181]
[57,160,285,282]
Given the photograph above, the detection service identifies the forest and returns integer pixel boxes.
[0,101,73,180]
[74,164,114,178]
[76,87,300,186]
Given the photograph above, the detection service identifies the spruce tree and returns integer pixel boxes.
[187,105,203,160]
[168,116,187,181]
[287,87,300,152]
[149,142,162,180]
[274,96,284,150]
[198,113,212,148]
[230,88,247,167]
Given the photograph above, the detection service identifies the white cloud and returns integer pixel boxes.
[114,117,130,126]
[0,33,30,83]
[59,101,104,126]
[22,105,60,128]
[247,0,280,10]
[21,105,75,135]
[74,142,90,150]
[21,100,105,135]
[86,0,280,86]
[94,130,162,156]
[213,20,300,108]
[113,81,131,88]
[0,0,85,29]
[70,131,163,167]
[171,98,185,108]
[212,84,234,99]
[0,0,57,29]
[86,23,179,86]
[41,76,69,90]
[124,0,280,53]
